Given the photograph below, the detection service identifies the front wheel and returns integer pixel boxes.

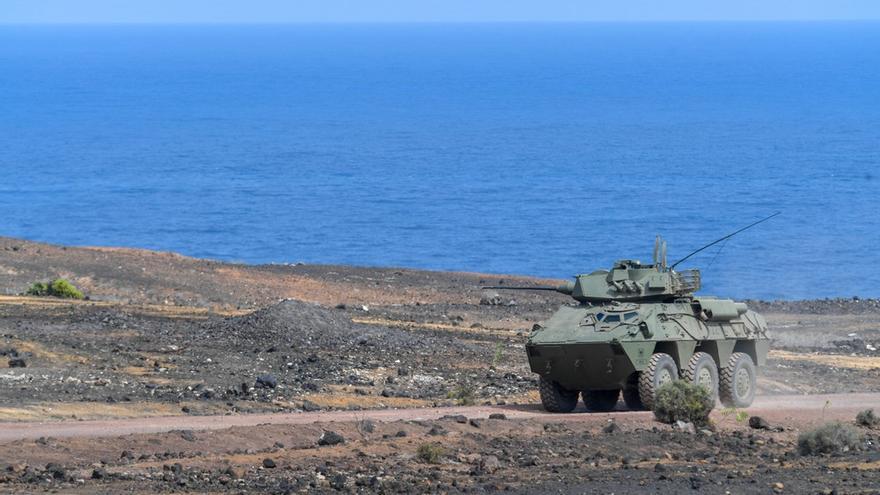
[719,352,757,408]
[582,389,620,412]
[539,376,578,413]
[638,353,678,410]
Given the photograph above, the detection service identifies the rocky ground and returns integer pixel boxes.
[0,408,878,494]
[0,298,546,418]
[0,236,879,493]
[1,285,877,419]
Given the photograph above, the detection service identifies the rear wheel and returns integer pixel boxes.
[719,352,757,408]
[638,353,678,410]
[582,389,620,412]
[623,373,646,410]
[683,352,719,403]
[539,376,578,413]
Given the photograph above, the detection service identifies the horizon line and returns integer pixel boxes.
[2,19,880,26]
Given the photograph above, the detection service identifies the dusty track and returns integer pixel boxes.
[1,392,876,443]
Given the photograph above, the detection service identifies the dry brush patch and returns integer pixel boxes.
[856,409,879,428]
[769,350,880,371]
[651,380,715,427]
[797,422,864,455]
[0,401,183,422]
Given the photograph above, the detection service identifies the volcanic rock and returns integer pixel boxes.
[749,416,772,430]
[318,431,345,446]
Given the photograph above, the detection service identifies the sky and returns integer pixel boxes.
[3,0,880,24]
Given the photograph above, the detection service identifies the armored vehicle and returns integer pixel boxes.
[487,218,775,413]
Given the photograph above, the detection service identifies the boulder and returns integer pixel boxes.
[479,292,503,306]
[479,455,501,474]
[318,431,345,446]
[749,416,772,430]
[255,374,277,389]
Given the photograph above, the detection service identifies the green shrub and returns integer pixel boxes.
[491,342,503,368]
[49,279,84,299]
[25,279,84,299]
[797,422,863,455]
[652,380,715,427]
[25,282,50,297]
[416,443,446,464]
[447,384,475,406]
[856,409,879,428]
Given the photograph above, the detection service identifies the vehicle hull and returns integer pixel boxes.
[527,342,636,390]
[526,299,770,393]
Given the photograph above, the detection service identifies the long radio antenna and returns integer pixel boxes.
[669,212,781,270]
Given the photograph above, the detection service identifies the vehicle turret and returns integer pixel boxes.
[485,236,701,303]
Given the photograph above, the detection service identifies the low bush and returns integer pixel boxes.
[448,384,476,406]
[797,422,863,455]
[416,443,446,464]
[856,409,879,428]
[25,279,84,299]
[25,282,50,297]
[49,279,84,299]
[652,380,714,427]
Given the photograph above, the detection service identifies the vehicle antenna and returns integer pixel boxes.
[706,236,729,270]
[669,212,781,270]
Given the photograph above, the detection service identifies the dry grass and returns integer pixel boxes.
[827,459,880,471]
[120,366,156,377]
[769,350,880,371]
[0,295,248,318]
[2,339,89,366]
[0,401,183,421]
[353,316,514,337]
[506,389,540,404]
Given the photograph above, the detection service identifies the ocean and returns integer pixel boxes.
[1,22,878,299]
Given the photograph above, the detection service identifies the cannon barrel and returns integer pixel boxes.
[482,282,574,295]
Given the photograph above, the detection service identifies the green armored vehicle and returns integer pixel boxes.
[489,220,775,413]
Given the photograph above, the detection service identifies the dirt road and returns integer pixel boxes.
[1,392,875,443]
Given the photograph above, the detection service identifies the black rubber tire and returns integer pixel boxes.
[682,351,719,403]
[538,376,578,413]
[582,389,620,412]
[638,352,678,410]
[719,352,757,408]
[623,373,646,411]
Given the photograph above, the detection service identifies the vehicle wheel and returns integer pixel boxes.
[638,352,678,410]
[582,389,619,412]
[719,352,757,408]
[682,352,719,402]
[539,376,578,413]
[623,373,646,410]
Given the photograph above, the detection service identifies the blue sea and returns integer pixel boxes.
[1,23,878,300]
